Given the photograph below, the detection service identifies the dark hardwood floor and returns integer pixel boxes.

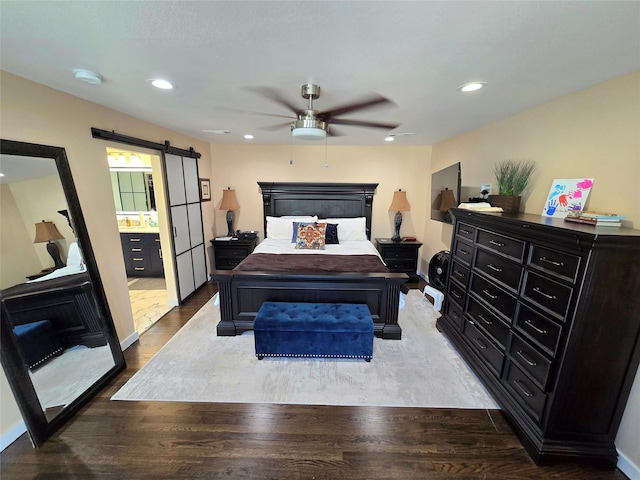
[1,279,629,479]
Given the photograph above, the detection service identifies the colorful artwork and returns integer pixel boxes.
[542,178,594,217]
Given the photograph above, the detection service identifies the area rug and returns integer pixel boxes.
[112,290,499,409]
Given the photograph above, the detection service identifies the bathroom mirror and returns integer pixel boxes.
[0,139,125,447]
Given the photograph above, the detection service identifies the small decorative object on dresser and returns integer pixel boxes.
[490,159,537,213]
[376,237,422,283]
[438,208,640,468]
[542,178,594,217]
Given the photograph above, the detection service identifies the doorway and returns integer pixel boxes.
[107,147,172,334]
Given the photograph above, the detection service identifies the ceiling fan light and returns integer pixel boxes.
[292,127,327,140]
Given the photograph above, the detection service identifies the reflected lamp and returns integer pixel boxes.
[33,220,66,269]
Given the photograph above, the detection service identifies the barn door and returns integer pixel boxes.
[163,153,207,302]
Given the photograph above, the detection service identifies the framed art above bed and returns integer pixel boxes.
[213,182,409,340]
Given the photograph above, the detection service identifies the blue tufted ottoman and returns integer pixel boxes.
[13,319,63,369]
[254,302,373,361]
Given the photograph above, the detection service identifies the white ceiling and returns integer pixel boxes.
[1,1,639,147]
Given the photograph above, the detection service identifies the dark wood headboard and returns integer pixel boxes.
[258,182,378,240]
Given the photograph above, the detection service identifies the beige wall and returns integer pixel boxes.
[0,71,214,443]
[426,70,640,470]
[210,144,431,242]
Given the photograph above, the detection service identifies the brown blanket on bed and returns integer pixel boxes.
[233,253,389,274]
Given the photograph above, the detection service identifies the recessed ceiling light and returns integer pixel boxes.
[458,82,486,92]
[244,134,254,140]
[384,136,395,142]
[73,69,103,85]
[151,79,174,90]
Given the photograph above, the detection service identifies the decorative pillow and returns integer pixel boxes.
[325,223,339,244]
[324,217,367,241]
[266,216,317,240]
[294,222,326,250]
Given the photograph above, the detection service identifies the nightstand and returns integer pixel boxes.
[375,238,423,282]
[211,237,258,270]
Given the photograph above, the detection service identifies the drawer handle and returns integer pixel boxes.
[489,240,505,247]
[129,238,141,242]
[131,248,142,252]
[454,270,465,277]
[482,289,497,299]
[487,263,503,273]
[134,267,145,271]
[478,313,492,325]
[158,248,162,259]
[460,229,472,235]
[516,350,537,367]
[524,319,547,335]
[539,256,564,267]
[473,337,488,350]
[155,238,161,243]
[451,291,462,299]
[451,311,460,319]
[458,249,470,255]
[133,257,144,261]
[532,286,557,300]
[513,379,534,397]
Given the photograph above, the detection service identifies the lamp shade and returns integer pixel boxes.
[219,188,240,210]
[438,188,458,211]
[33,220,64,243]
[389,190,410,211]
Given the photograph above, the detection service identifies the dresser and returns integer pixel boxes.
[375,238,422,282]
[120,232,164,277]
[437,208,640,468]
[211,237,258,270]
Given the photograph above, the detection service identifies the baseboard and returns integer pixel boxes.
[1,420,27,451]
[121,331,140,351]
[617,449,640,480]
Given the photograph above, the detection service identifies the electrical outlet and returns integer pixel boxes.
[481,183,492,196]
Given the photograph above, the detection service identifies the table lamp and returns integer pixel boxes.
[33,220,66,269]
[389,189,410,242]
[219,187,240,236]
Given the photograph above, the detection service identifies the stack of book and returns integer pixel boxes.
[564,211,626,227]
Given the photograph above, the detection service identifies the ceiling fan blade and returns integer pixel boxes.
[257,121,293,131]
[215,106,294,120]
[244,87,300,114]
[327,127,346,137]
[321,94,396,119]
[329,118,401,130]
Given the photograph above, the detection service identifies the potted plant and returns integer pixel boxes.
[489,159,537,213]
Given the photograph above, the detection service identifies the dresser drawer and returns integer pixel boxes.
[453,240,474,265]
[382,247,415,260]
[470,273,517,321]
[477,230,525,262]
[385,259,415,271]
[450,261,470,288]
[514,304,562,356]
[522,271,572,320]
[509,333,553,391]
[456,223,476,242]
[475,249,523,293]
[447,281,467,309]
[504,361,547,422]
[464,319,505,377]
[467,296,510,348]
[445,301,465,330]
[528,245,580,284]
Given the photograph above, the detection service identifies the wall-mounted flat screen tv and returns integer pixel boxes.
[431,162,461,224]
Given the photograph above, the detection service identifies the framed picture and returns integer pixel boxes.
[199,178,211,202]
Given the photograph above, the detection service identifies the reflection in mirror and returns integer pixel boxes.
[0,139,125,446]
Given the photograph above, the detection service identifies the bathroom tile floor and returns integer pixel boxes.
[127,277,173,335]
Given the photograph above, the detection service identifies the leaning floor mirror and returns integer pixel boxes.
[0,139,125,447]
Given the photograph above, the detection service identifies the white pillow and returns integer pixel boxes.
[324,217,367,241]
[266,216,317,240]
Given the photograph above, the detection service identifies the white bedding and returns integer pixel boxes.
[253,238,384,261]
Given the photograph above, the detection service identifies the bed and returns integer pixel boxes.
[213,182,408,339]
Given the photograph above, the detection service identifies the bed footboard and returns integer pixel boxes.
[213,271,408,339]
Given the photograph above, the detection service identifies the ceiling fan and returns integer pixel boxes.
[232,83,400,140]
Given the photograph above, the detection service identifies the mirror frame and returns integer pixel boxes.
[0,139,126,447]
